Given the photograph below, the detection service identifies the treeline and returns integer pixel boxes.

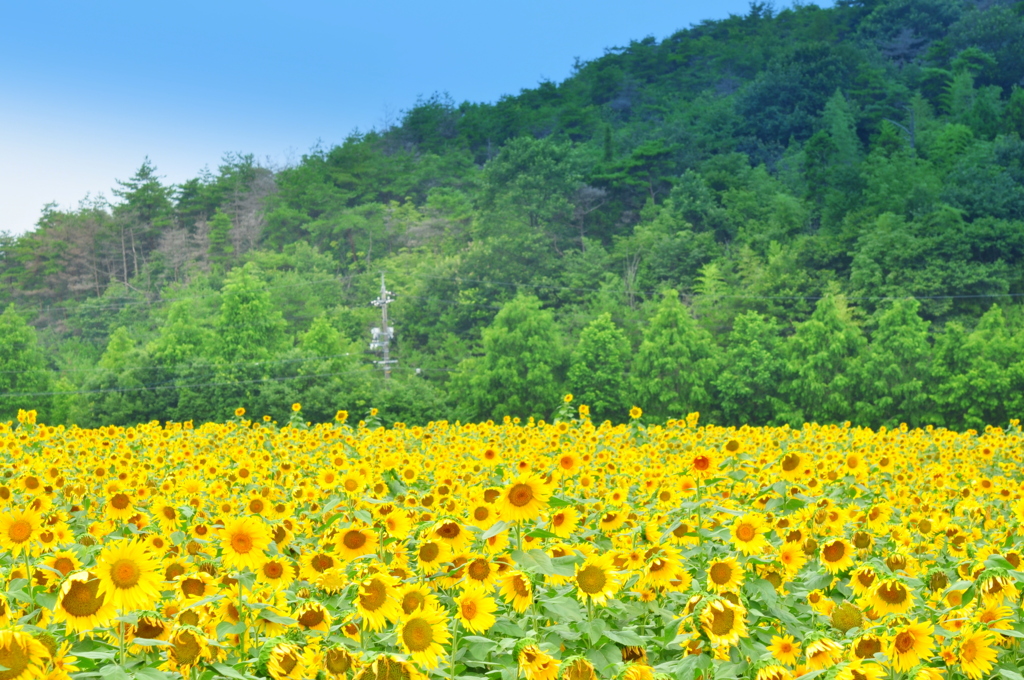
[2,0,1024,429]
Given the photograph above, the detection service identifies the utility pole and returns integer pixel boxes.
[370,272,396,380]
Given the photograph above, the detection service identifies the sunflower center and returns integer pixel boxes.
[437,522,460,539]
[468,559,490,581]
[343,530,367,550]
[263,562,284,579]
[577,565,607,594]
[311,554,334,572]
[111,493,131,510]
[61,577,105,617]
[419,543,440,562]
[162,507,176,520]
[736,524,757,542]
[893,631,915,654]
[512,574,530,597]
[230,532,254,554]
[53,557,75,575]
[166,563,186,581]
[961,638,977,662]
[553,513,566,527]
[877,582,907,604]
[181,578,205,597]
[326,648,354,673]
[249,499,265,513]
[0,637,30,680]
[461,598,478,620]
[854,637,881,659]
[781,454,800,471]
[822,541,846,563]
[709,606,735,636]
[360,578,387,611]
[134,617,166,639]
[178,610,200,626]
[173,632,201,666]
[857,572,875,588]
[8,519,32,544]
[344,479,360,491]
[709,562,733,585]
[110,559,141,589]
[693,456,711,471]
[277,649,298,673]
[559,456,574,469]
[403,617,435,652]
[299,609,325,628]
[508,484,534,507]
[473,507,489,521]
[402,591,425,614]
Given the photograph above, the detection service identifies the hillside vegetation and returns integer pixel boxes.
[2,0,1024,428]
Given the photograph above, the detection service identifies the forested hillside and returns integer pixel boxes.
[3,0,1024,429]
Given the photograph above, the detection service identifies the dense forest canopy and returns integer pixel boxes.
[3,0,1024,430]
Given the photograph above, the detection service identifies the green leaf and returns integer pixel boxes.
[998,671,1024,680]
[211,663,253,680]
[541,596,583,622]
[98,666,131,680]
[603,628,644,646]
[548,496,573,508]
[985,555,1015,571]
[353,509,374,525]
[130,637,174,647]
[481,521,510,540]
[525,529,560,539]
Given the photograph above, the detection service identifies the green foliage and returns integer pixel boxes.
[0,305,51,420]
[5,0,1024,430]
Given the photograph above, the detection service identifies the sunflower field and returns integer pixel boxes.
[1,403,1024,680]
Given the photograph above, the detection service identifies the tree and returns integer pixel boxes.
[0,305,51,421]
[780,294,865,425]
[454,294,565,421]
[631,290,719,421]
[714,312,786,425]
[854,299,935,427]
[567,313,630,422]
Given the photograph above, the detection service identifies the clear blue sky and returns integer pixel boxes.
[1,1,811,235]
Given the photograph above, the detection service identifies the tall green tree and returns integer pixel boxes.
[854,299,936,427]
[631,290,719,421]
[454,294,565,421]
[714,311,786,425]
[780,294,865,425]
[567,313,630,422]
[0,305,52,420]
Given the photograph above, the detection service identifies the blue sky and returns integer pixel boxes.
[2,1,803,235]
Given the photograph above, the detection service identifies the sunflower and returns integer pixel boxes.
[498,474,551,522]
[547,507,579,539]
[851,634,883,661]
[430,518,473,554]
[353,655,424,680]
[688,450,718,479]
[300,551,339,582]
[127,614,171,648]
[414,539,452,572]
[700,597,747,647]
[104,492,135,521]
[40,549,82,587]
[561,656,597,680]
[455,587,498,633]
[165,626,208,672]
[956,626,999,680]
[382,511,412,539]
[462,555,498,590]
[848,565,877,599]
[397,603,451,669]
[835,659,884,680]
[0,508,43,556]
[466,501,499,530]
[355,573,402,631]
[730,513,770,555]
[294,600,332,633]
[256,557,297,590]
[175,570,215,604]
[870,578,914,616]
[776,542,807,577]
[888,619,934,672]
[767,634,801,666]
[517,642,559,680]
[818,538,854,573]
[706,556,745,593]
[499,570,534,613]
[399,582,440,616]
[640,547,686,589]
[94,537,163,611]
[336,526,379,561]
[755,664,792,680]
[598,510,628,533]
[805,636,843,671]
[322,645,362,680]
[0,628,49,680]
[52,571,117,635]
[220,516,272,572]
[573,553,622,606]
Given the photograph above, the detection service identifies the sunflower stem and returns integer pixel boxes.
[118,611,126,668]
[449,618,460,680]
[23,549,35,608]
[238,575,247,663]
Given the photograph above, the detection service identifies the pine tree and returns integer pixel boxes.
[567,313,629,422]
